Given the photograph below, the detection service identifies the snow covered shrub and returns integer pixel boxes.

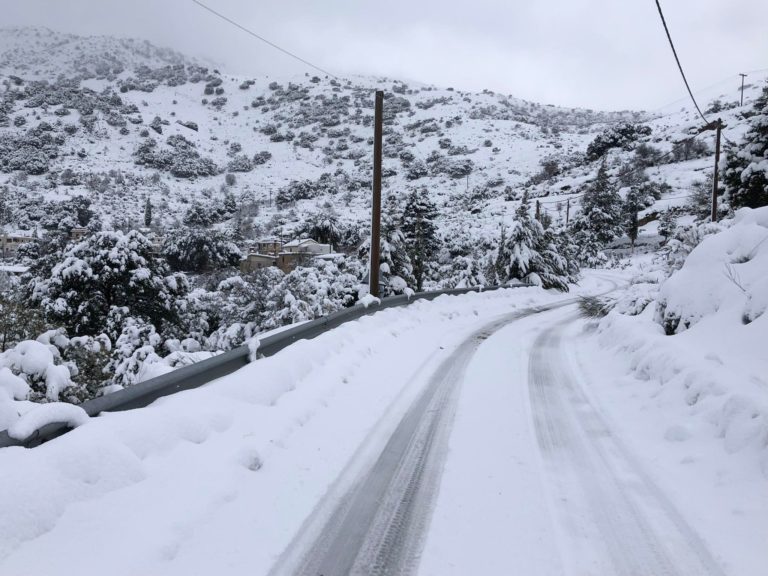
[579,295,615,318]
[162,228,242,273]
[263,259,361,329]
[107,317,164,387]
[0,339,74,403]
[29,230,189,339]
[198,268,284,350]
[585,122,652,161]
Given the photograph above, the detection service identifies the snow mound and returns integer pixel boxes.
[657,206,768,333]
[8,403,89,441]
[596,207,768,477]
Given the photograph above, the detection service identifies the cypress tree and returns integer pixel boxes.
[401,188,440,291]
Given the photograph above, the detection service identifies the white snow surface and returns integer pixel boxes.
[0,278,609,576]
[8,403,88,441]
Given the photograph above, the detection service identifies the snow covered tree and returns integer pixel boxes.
[500,192,570,291]
[162,228,242,273]
[107,317,164,388]
[622,187,645,249]
[571,161,624,263]
[657,209,677,244]
[442,255,486,289]
[359,195,415,296]
[29,230,188,339]
[724,83,768,209]
[401,188,440,291]
[263,258,361,329]
[687,175,717,221]
[304,201,341,246]
[144,196,152,227]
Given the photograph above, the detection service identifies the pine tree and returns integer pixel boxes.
[572,161,624,263]
[144,196,152,227]
[358,195,415,296]
[623,187,644,249]
[724,83,768,209]
[657,209,677,244]
[401,188,440,291]
[500,192,570,291]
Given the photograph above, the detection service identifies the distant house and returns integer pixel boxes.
[0,231,34,259]
[241,238,333,274]
[254,237,281,256]
[69,227,89,242]
[282,238,332,255]
[240,253,277,273]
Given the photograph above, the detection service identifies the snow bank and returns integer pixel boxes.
[595,207,768,476]
[657,207,768,333]
[8,403,89,441]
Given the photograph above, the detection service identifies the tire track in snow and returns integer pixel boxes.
[271,300,580,576]
[529,316,726,576]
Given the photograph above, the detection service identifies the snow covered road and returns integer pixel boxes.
[2,271,747,576]
[273,301,587,576]
[528,315,723,576]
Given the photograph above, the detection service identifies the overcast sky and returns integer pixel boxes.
[4,0,767,111]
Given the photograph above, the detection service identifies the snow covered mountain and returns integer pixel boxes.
[0,26,686,242]
[1,27,764,248]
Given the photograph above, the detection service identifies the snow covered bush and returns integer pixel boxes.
[585,122,652,161]
[29,230,189,340]
[161,228,242,273]
[0,339,74,404]
[263,259,362,329]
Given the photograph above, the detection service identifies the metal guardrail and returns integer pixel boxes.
[0,285,510,449]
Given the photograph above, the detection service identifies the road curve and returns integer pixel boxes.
[529,315,725,576]
[269,299,579,576]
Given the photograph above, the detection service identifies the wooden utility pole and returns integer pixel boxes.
[711,118,722,222]
[369,90,384,297]
[566,199,570,226]
[739,73,747,106]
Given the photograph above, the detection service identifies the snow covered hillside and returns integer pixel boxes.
[2,26,753,242]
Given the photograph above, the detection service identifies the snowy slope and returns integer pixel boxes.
[3,26,749,247]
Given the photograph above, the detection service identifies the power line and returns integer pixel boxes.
[190,0,340,80]
[653,0,710,126]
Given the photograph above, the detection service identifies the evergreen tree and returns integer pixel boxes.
[657,209,677,244]
[622,187,644,249]
[358,195,415,295]
[687,175,716,221]
[144,196,152,228]
[401,188,440,291]
[494,224,510,281]
[162,228,243,273]
[571,161,624,263]
[500,192,570,291]
[29,230,188,339]
[724,83,768,209]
